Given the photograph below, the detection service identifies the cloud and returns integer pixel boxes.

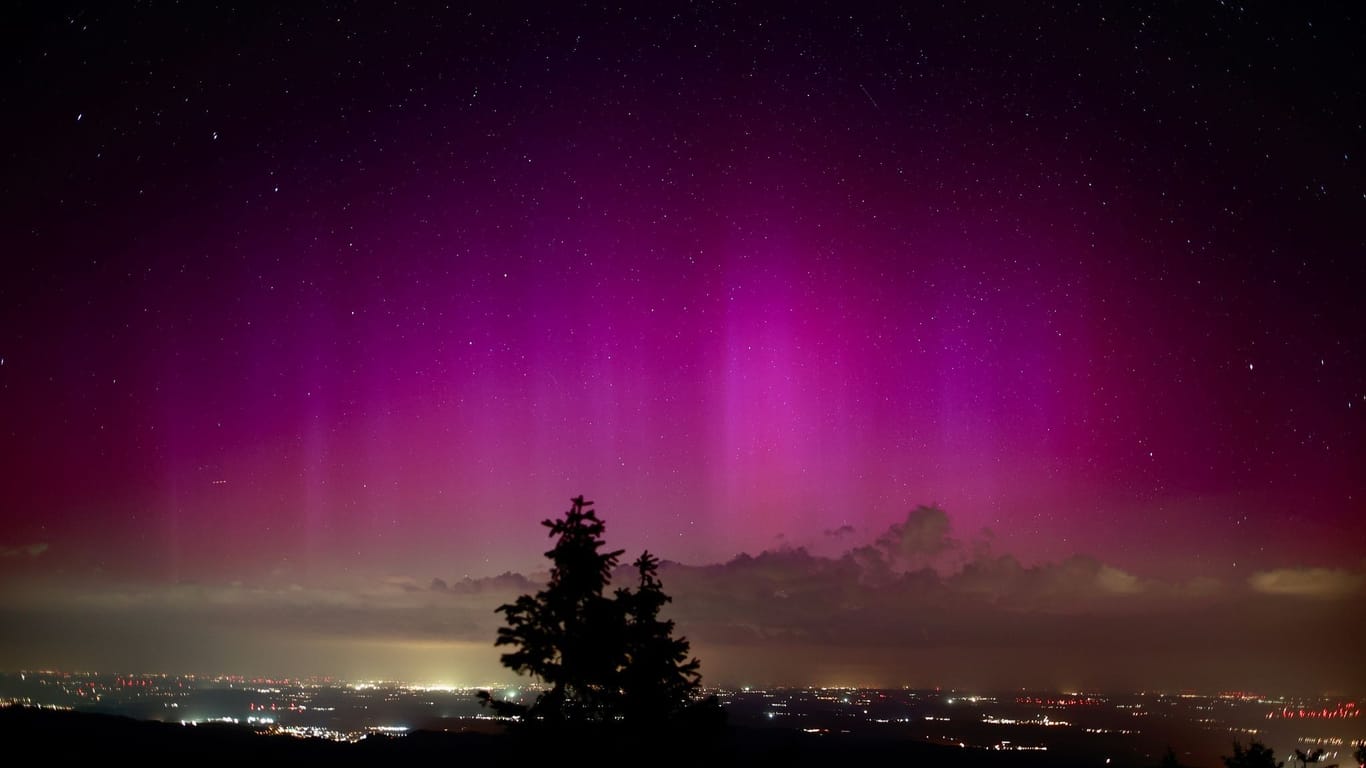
[1,509,1363,692]
[1,572,537,646]
[0,542,47,559]
[950,554,1147,605]
[448,571,536,594]
[1248,567,1366,598]
[641,512,1365,691]
[1095,564,1142,594]
[823,525,856,538]
[874,505,955,563]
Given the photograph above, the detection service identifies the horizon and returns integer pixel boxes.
[8,669,1360,700]
[4,500,1363,694]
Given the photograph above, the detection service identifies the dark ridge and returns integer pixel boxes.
[0,706,1114,767]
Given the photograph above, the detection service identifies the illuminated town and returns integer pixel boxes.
[2,671,1359,765]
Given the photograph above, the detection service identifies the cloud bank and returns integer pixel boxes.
[1,509,1362,693]
[1248,567,1365,599]
[0,542,47,559]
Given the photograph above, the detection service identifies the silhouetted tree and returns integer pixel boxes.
[1224,740,1285,768]
[490,496,626,721]
[1158,746,1190,768]
[1292,747,1336,768]
[474,689,528,719]
[1353,743,1366,767]
[617,550,702,722]
[480,495,709,726]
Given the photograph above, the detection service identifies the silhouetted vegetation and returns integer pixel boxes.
[479,496,716,728]
[0,706,1100,767]
[1158,746,1190,767]
[617,550,704,722]
[1224,740,1285,768]
[1354,743,1366,767]
[1291,747,1337,768]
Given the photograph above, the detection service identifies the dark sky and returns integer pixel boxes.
[1,2,1363,691]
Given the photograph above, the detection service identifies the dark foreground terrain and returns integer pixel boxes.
[0,706,1105,766]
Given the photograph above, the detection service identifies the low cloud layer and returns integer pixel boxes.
[2,509,1362,693]
[0,542,47,559]
[1248,567,1366,598]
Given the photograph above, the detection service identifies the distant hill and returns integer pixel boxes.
[0,706,1111,766]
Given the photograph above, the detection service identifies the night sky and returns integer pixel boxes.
[1,3,1363,691]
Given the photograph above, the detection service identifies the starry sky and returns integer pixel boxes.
[1,3,1363,689]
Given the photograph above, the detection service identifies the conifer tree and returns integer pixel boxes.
[618,550,702,722]
[493,496,625,720]
[484,496,705,724]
